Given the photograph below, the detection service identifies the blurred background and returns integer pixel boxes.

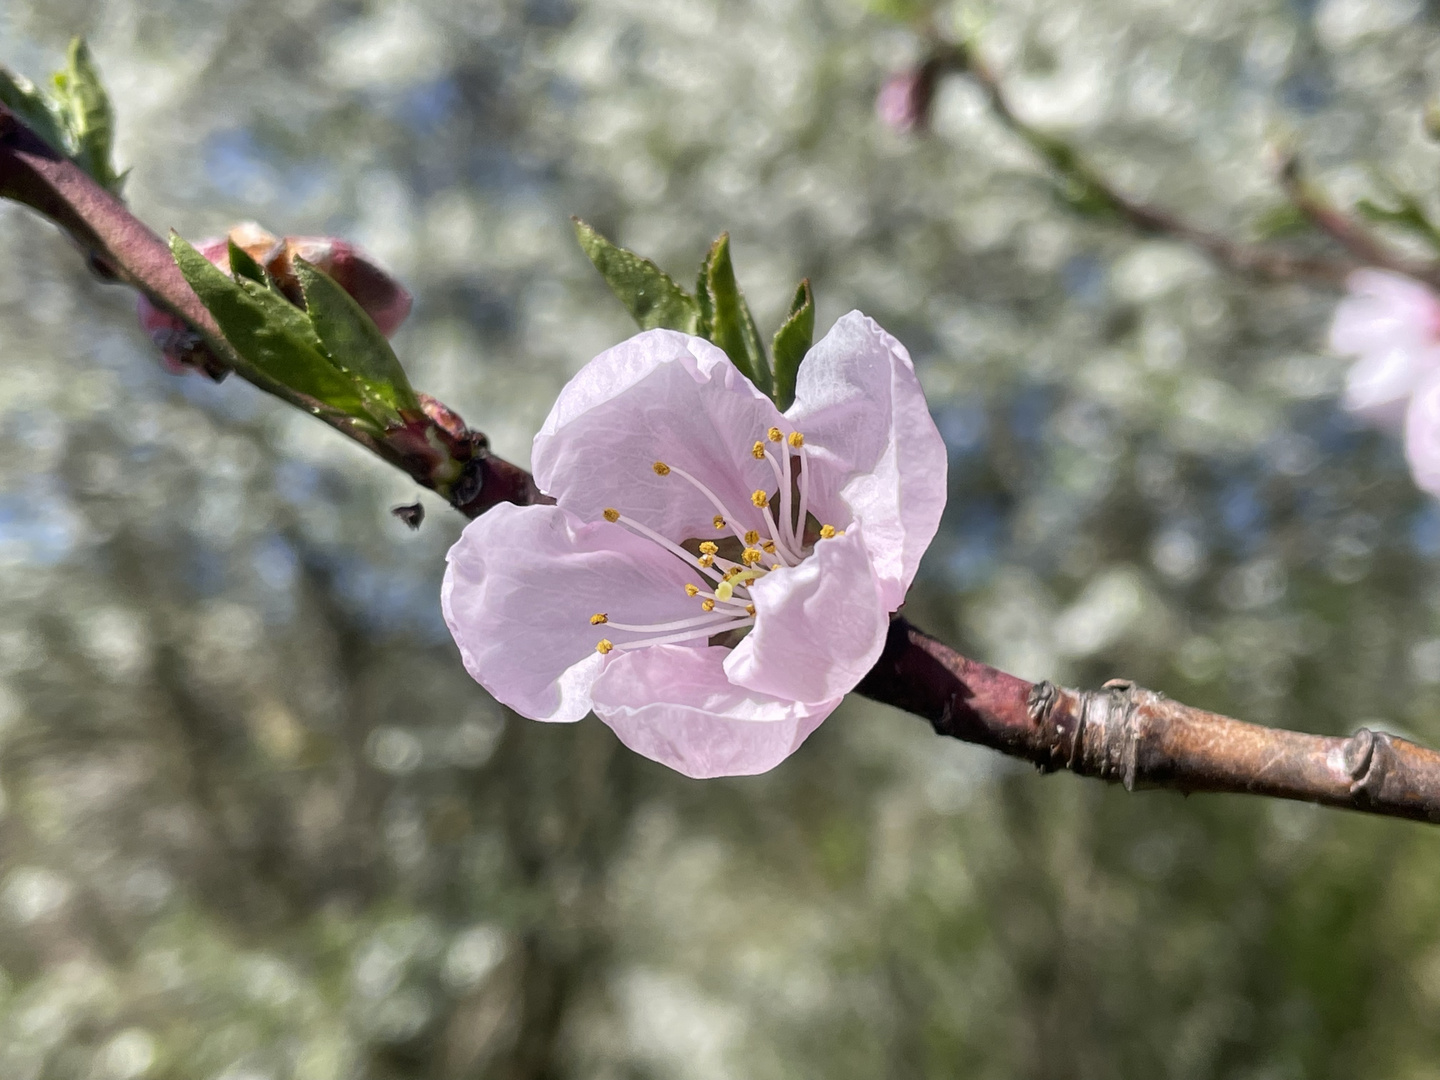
[1,0,1439,1076]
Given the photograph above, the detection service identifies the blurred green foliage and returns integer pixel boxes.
[0,38,124,193]
[2,1,1440,1078]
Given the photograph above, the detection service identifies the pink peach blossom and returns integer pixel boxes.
[442,313,947,778]
[1330,269,1440,429]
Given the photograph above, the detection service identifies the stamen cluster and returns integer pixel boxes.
[588,425,841,655]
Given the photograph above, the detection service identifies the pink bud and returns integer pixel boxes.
[140,223,413,377]
[876,69,932,134]
[271,236,413,338]
[136,235,234,377]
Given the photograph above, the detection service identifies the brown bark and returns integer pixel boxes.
[6,98,1440,825]
[857,619,1440,823]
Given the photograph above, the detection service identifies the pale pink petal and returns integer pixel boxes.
[1331,271,1440,427]
[533,330,786,542]
[1406,373,1440,497]
[442,502,708,723]
[1331,270,1440,355]
[785,311,947,610]
[876,71,926,133]
[723,527,889,705]
[591,644,839,778]
[1344,346,1437,428]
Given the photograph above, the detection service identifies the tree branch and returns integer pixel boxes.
[6,100,1440,824]
[914,41,1440,290]
[856,618,1440,823]
[0,99,541,517]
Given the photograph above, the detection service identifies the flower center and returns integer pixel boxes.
[588,425,842,654]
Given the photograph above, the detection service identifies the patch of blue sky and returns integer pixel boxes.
[203,128,332,208]
[1217,478,1267,553]
[0,489,77,565]
[329,553,443,638]
[1412,503,1440,558]
[1009,384,1053,448]
[933,401,988,460]
[273,461,323,506]
[1060,253,1108,308]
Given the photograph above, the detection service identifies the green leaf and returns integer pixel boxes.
[226,239,270,287]
[0,66,69,158]
[1251,203,1313,241]
[171,234,372,420]
[770,279,814,411]
[573,219,700,333]
[51,40,122,194]
[695,262,714,338]
[294,256,421,415]
[700,232,771,394]
[1357,196,1440,255]
[0,39,124,194]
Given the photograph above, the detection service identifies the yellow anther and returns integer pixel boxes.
[771,563,782,570]
[701,598,716,612]
[590,613,608,625]
[746,604,756,616]
[751,490,769,509]
[744,529,760,545]
[752,441,766,459]
[837,530,845,537]
[603,508,620,522]
[698,554,714,568]
[596,639,613,654]
[767,427,783,442]
[724,568,741,581]
[699,541,719,555]
[787,431,804,448]
[762,540,776,554]
[742,547,763,566]
[685,584,699,597]
[819,524,836,539]
[652,461,671,476]
[713,515,725,530]
[715,581,734,602]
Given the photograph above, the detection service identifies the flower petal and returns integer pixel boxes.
[1331,270,1440,427]
[1344,345,1438,428]
[723,526,888,705]
[1331,270,1440,355]
[785,311,947,610]
[532,329,786,542]
[442,502,708,723]
[1406,372,1440,498]
[591,644,839,778]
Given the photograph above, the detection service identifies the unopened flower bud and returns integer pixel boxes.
[876,67,934,134]
[271,236,413,338]
[139,222,412,377]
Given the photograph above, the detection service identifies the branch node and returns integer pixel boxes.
[451,454,487,508]
[1344,727,1389,803]
[1026,680,1058,726]
[1078,678,1145,789]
